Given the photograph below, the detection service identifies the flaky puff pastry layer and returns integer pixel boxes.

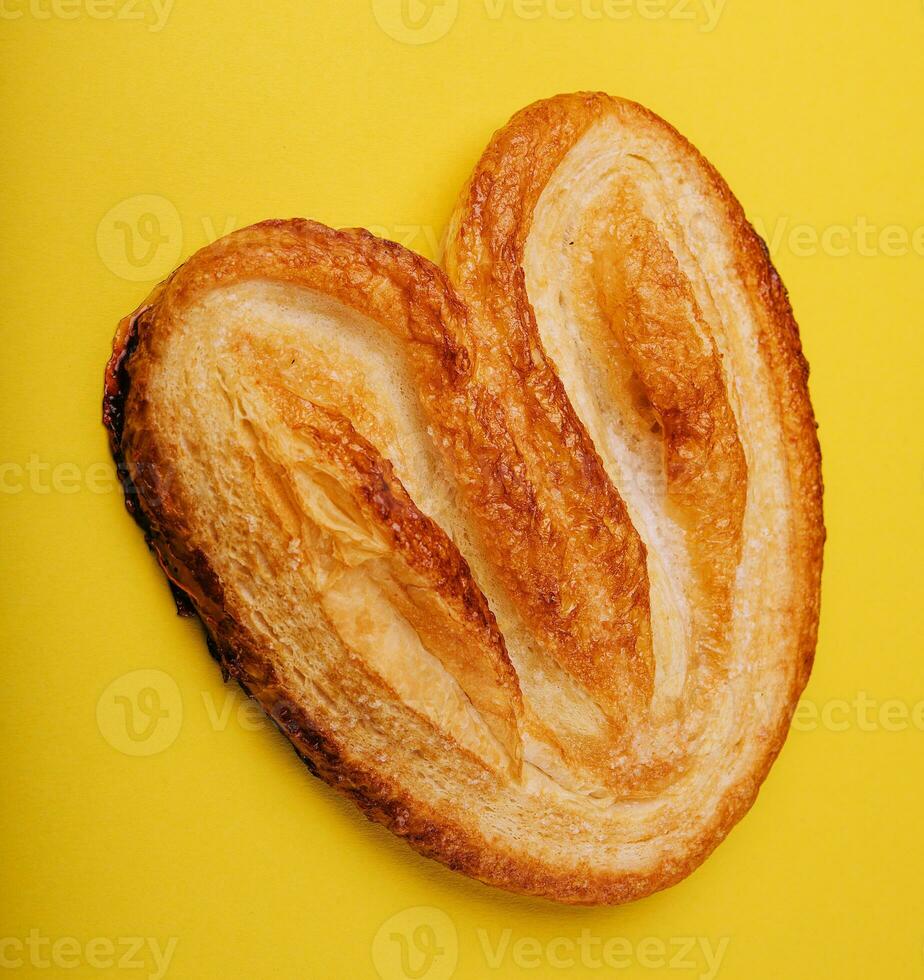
[104,94,823,905]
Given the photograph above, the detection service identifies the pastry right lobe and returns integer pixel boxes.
[440,92,824,893]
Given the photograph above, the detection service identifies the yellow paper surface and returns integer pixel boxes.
[1,2,921,977]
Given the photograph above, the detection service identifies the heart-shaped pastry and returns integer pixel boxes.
[104,93,823,904]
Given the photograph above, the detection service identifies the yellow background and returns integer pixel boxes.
[1,1,922,977]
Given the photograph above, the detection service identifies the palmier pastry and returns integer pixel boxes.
[103,93,823,904]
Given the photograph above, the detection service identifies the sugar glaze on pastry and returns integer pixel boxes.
[104,93,823,904]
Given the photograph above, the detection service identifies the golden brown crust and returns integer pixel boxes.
[103,94,823,905]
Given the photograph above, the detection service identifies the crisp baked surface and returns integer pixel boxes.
[104,93,823,905]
